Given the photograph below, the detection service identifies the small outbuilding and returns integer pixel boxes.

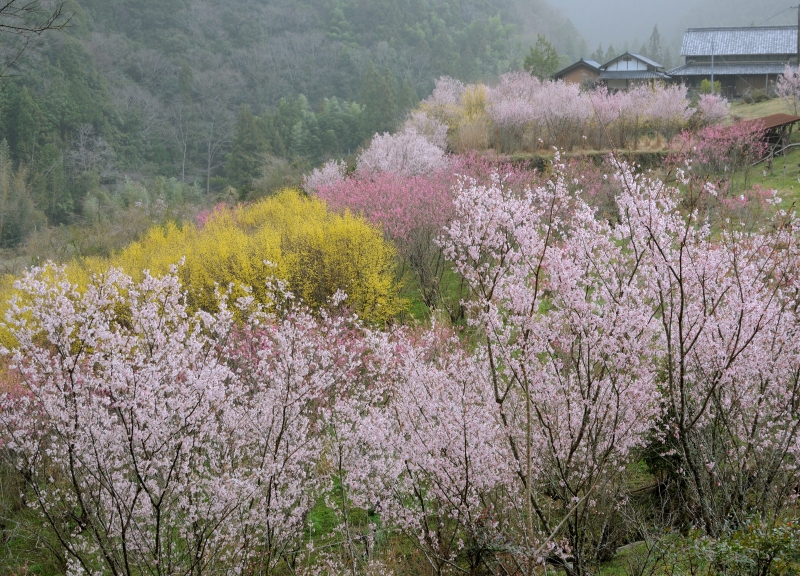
[552,58,601,85]
[741,113,800,157]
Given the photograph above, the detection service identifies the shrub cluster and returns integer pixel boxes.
[0,190,403,343]
[414,74,712,153]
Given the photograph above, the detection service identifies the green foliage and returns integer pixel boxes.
[591,43,605,64]
[700,78,723,95]
[259,94,365,168]
[679,519,800,576]
[524,34,561,79]
[641,24,664,65]
[226,104,270,193]
[112,0,190,38]
[361,63,398,136]
[0,141,45,248]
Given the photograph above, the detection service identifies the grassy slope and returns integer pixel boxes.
[728,98,800,205]
[728,97,797,121]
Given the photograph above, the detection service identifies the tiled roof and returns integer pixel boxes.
[600,70,670,80]
[552,58,601,79]
[681,26,797,57]
[668,62,789,76]
[627,53,662,69]
[600,52,664,71]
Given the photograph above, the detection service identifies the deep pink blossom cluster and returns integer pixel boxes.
[667,120,768,205]
[317,169,453,245]
[316,153,540,246]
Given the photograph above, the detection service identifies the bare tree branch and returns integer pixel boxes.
[0,0,70,35]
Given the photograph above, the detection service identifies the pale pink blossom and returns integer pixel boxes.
[303,159,347,192]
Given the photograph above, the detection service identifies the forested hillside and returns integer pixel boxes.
[0,0,583,250]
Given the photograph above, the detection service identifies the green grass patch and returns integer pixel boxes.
[729,98,796,122]
[731,138,800,206]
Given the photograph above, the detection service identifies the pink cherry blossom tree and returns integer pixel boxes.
[587,86,626,149]
[364,329,523,575]
[402,111,449,150]
[533,80,592,151]
[643,83,694,139]
[440,159,660,575]
[776,65,800,114]
[0,267,246,576]
[225,296,384,575]
[613,161,800,535]
[356,129,449,178]
[486,72,541,152]
[0,267,383,576]
[696,93,730,125]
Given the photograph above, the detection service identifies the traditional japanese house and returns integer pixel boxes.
[668,26,797,97]
[552,58,601,85]
[598,53,670,90]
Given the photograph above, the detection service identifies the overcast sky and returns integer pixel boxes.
[550,0,797,53]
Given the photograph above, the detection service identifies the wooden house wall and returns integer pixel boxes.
[560,67,600,85]
[605,58,650,72]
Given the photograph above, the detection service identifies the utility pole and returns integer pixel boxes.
[711,37,715,94]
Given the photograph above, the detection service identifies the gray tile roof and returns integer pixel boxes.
[681,26,797,57]
[600,52,664,71]
[627,53,662,69]
[600,70,671,80]
[668,62,790,76]
[552,58,602,79]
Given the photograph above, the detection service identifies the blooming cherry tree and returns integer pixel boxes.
[0,267,244,576]
[440,162,660,574]
[777,64,800,114]
[356,129,449,177]
[303,159,347,193]
[614,162,800,534]
[696,93,730,125]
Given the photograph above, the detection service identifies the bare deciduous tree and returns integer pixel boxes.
[0,0,71,74]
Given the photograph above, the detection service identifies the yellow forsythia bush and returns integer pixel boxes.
[0,190,404,339]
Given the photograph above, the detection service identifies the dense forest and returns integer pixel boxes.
[0,0,584,250]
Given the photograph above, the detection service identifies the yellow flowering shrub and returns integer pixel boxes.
[0,190,404,339]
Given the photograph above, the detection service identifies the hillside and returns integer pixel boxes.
[0,0,584,250]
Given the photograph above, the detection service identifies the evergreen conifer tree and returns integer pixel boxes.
[361,63,397,136]
[227,105,270,192]
[524,34,560,79]
[646,25,664,64]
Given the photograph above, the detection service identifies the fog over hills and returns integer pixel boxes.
[552,0,796,57]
